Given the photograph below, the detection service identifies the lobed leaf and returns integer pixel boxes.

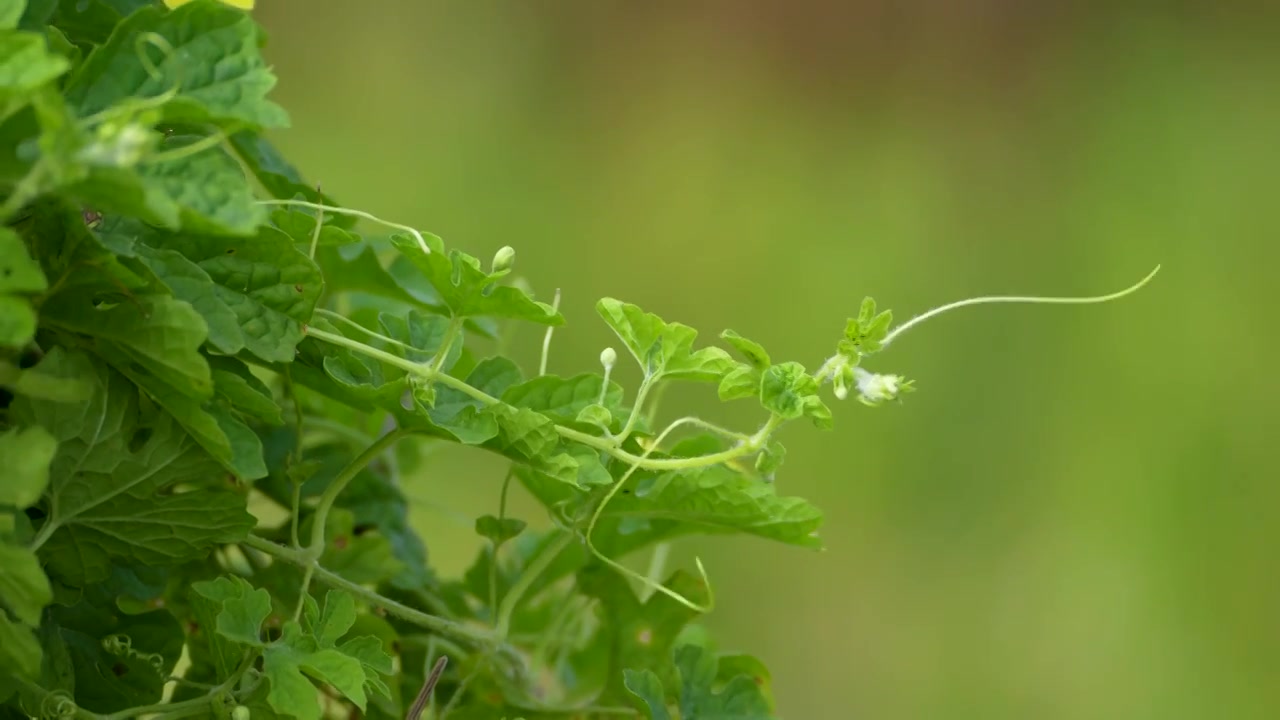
[63,1,288,128]
[47,591,185,713]
[578,563,710,705]
[0,543,52,626]
[625,644,775,720]
[228,131,353,225]
[11,348,255,586]
[192,575,272,648]
[389,232,562,325]
[39,291,214,399]
[596,298,734,382]
[589,463,824,555]
[0,425,55,507]
[116,223,323,362]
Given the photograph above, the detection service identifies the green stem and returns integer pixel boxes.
[103,694,217,720]
[292,563,316,622]
[613,374,655,446]
[307,428,410,556]
[307,327,759,472]
[256,199,432,255]
[28,516,59,552]
[242,535,505,653]
[432,316,463,374]
[494,531,574,638]
[539,288,562,376]
[437,661,482,720]
[307,195,324,260]
[489,467,516,622]
[641,542,672,601]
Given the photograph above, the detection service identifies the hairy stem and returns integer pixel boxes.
[242,535,507,654]
[307,327,760,472]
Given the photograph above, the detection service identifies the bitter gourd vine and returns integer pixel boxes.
[0,1,1156,718]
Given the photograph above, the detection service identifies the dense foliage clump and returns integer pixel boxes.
[0,2,1154,718]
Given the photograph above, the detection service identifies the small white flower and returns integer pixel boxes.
[853,367,903,405]
[600,347,617,371]
[77,122,157,168]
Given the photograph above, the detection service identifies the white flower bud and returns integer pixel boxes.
[599,347,617,371]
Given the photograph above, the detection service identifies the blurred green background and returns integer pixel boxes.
[254,2,1277,718]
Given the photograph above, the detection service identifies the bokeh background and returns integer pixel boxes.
[254,2,1277,718]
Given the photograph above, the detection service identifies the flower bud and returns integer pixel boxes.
[599,347,617,371]
[491,245,516,274]
[231,706,251,720]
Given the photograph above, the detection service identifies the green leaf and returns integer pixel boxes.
[475,515,526,544]
[841,296,893,356]
[0,425,54,507]
[336,635,394,700]
[262,591,391,720]
[102,344,268,480]
[389,233,562,324]
[501,372,626,427]
[596,298,734,382]
[40,291,214,399]
[304,589,356,649]
[624,669,671,720]
[0,226,46,293]
[11,349,255,586]
[270,207,360,248]
[228,132,352,224]
[576,402,613,429]
[315,245,432,307]
[63,1,288,128]
[427,356,522,444]
[192,575,271,647]
[0,29,71,98]
[315,509,405,588]
[758,362,817,420]
[485,403,559,461]
[130,225,322,363]
[0,543,51,626]
[0,295,35,346]
[719,329,770,369]
[322,455,431,590]
[210,356,283,426]
[47,593,184,713]
[592,464,824,554]
[188,581,249,682]
[625,644,775,720]
[71,136,267,235]
[0,0,22,30]
[378,309,460,367]
[135,136,267,234]
[717,364,760,402]
[578,563,709,705]
[754,440,786,477]
[0,613,40,680]
[128,244,245,355]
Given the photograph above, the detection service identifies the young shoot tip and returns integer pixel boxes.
[882,264,1160,348]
